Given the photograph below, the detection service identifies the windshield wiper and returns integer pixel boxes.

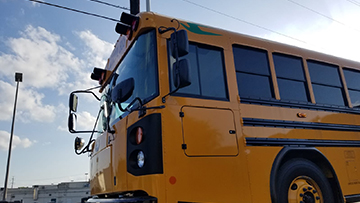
[119,97,165,117]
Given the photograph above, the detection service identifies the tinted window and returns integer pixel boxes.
[344,68,360,107]
[169,42,228,100]
[308,60,345,106]
[111,30,158,120]
[273,53,309,102]
[237,72,273,98]
[233,46,270,75]
[233,45,273,99]
[308,61,342,86]
[277,79,308,102]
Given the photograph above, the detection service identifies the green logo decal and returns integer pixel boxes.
[180,22,222,36]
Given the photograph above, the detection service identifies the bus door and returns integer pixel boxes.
[180,106,238,156]
[90,131,114,194]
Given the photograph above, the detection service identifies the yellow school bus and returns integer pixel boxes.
[68,11,360,203]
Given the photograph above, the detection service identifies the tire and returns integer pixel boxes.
[276,158,334,203]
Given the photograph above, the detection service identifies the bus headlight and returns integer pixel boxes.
[137,151,145,168]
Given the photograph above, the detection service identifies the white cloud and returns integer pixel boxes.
[0,25,82,89]
[0,25,113,123]
[0,80,56,122]
[262,6,360,62]
[76,111,97,131]
[0,130,36,151]
[78,30,113,68]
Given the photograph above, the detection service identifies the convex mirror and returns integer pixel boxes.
[170,29,189,58]
[112,78,135,104]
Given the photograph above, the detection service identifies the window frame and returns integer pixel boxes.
[167,41,229,101]
[343,67,360,108]
[232,44,274,100]
[272,52,310,103]
[307,59,347,107]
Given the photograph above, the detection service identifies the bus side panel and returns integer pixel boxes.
[111,117,128,193]
[90,132,114,195]
[318,146,360,196]
[162,104,252,203]
[244,146,282,202]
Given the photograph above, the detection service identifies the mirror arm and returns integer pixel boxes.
[74,108,101,155]
[71,86,101,101]
[158,26,176,34]
[70,130,102,134]
[161,86,180,103]
[117,97,143,112]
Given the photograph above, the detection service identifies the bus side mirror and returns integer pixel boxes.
[173,59,191,88]
[171,30,189,58]
[74,137,85,151]
[68,113,77,133]
[69,93,78,112]
[112,78,135,104]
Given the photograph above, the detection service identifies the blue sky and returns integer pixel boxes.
[1,0,360,187]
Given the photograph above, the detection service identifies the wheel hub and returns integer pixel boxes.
[288,176,322,203]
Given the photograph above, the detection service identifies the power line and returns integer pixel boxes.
[288,0,360,32]
[28,0,120,22]
[87,0,129,10]
[347,0,360,7]
[288,0,345,25]
[182,0,306,44]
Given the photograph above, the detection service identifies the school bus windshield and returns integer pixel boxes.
[109,29,158,121]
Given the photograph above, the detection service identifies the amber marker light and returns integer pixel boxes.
[136,127,143,145]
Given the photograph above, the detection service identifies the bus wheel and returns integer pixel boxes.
[276,158,334,203]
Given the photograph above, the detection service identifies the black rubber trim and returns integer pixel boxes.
[240,97,360,115]
[246,137,360,147]
[86,196,157,203]
[345,194,360,202]
[243,117,360,132]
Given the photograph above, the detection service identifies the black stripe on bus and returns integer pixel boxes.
[345,194,360,202]
[242,118,360,132]
[245,137,360,147]
[240,97,360,115]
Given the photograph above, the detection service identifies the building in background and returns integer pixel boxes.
[0,181,90,203]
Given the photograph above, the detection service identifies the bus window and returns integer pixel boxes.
[343,68,360,107]
[168,42,228,100]
[273,53,309,102]
[307,60,346,106]
[233,45,273,99]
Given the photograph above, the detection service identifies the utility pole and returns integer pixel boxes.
[11,177,14,189]
[130,0,139,15]
[2,72,23,202]
[146,0,150,12]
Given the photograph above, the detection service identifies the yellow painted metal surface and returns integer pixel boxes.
[181,106,238,156]
[90,132,114,195]
[111,117,128,192]
[87,11,360,203]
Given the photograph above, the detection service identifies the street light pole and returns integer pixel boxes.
[2,73,23,202]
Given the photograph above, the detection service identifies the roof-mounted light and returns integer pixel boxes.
[120,12,139,31]
[115,12,139,40]
[91,67,106,85]
[115,23,132,39]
